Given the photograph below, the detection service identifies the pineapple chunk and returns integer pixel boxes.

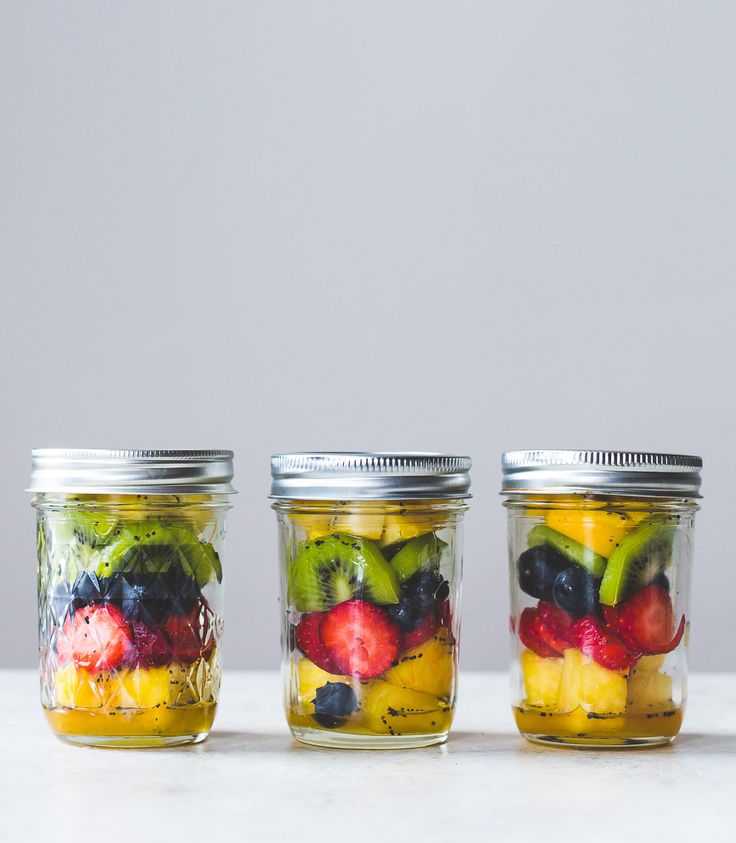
[627,670,674,713]
[636,654,666,673]
[563,707,626,736]
[54,665,108,709]
[330,512,385,540]
[556,649,583,713]
[520,649,563,708]
[380,514,436,547]
[108,667,173,709]
[383,630,454,697]
[289,513,333,540]
[360,681,449,735]
[579,659,627,715]
[545,509,638,558]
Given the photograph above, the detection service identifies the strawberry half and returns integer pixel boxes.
[569,616,637,671]
[611,585,686,655]
[127,621,171,667]
[57,604,131,674]
[295,612,342,674]
[320,599,400,679]
[518,607,559,658]
[536,601,574,654]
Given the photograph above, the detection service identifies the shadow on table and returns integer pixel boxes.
[673,733,736,754]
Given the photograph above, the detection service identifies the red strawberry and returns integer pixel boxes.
[400,611,438,652]
[569,616,637,671]
[127,621,171,667]
[612,585,686,655]
[164,604,213,663]
[295,612,342,674]
[320,599,400,679]
[518,607,559,658]
[536,601,574,654]
[57,604,131,673]
[439,600,453,632]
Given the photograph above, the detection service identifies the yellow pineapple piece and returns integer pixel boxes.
[330,512,385,540]
[579,659,627,715]
[108,667,173,709]
[360,681,450,735]
[289,513,334,540]
[380,514,436,547]
[293,657,352,716]
[563,707,626,736]
[54,665,108,709]
[635,654,666,672]
[556,649,583,713]
[544,509,639,558]
[627,670,674,713]
[520,649,563,708]
[383,630,454,697]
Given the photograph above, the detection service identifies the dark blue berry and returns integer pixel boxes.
[517,545,569,600]
[72,571,114,606]
[552,566,599,617]
[651,571,670,593]
[50,581,80,622]
[386,597,422,633]
[314,682,359,719]
[405,571,449,615]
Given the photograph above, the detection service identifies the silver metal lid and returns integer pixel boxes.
[501,450,702,499]
[29,449,236,495]
[270,452,472,500]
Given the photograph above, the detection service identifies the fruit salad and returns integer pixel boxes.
[37,496,224,747]
[511,501,691,746]
[279,503,461,748]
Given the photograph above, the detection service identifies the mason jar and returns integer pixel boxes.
[502,450,701,748]
[271,452,471,749]
[30,449,235,748]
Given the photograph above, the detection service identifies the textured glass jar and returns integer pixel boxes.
[502,450,701,748]
[271,453,471,749]
[31,449,234,748]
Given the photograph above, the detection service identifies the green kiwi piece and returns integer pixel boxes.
[390,533,446,583]
[52,511,118,548]
[97,522,222,587]
[289,533,400,613]
[598,519,676,606]
[527,524,607,578]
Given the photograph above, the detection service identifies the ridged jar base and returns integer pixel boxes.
[521,732,675,749]
[290,726,449,750]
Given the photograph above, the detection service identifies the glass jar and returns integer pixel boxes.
[502,450,702,748]
[30,449,235,748]
[271,452,471,749]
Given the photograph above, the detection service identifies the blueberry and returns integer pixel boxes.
[386,597,422,633]
[552,566,599,617]
[313,682,359,725]
[517,545,570,601]
[651,571,670,593]
[50,581,80,622]
[72,571,114,606]
[405,571,450,615]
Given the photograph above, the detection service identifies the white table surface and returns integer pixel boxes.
[3,670,736,842]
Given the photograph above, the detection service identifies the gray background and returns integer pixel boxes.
[1,1,734,670]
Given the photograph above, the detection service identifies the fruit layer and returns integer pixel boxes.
[45,701,216,738]
[287,708,453,738]
[513,705,682,741]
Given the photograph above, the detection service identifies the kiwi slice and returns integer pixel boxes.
[289,533,400,613]
[97,523,222,587]
[390,533,445,583]
[598,519,675,606]
[53,511,118,548]
[527,525,607,579]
